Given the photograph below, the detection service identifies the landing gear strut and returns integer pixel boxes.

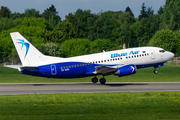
[92,77,98,83]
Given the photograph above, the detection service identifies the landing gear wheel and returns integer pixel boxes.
[92,77,98,83]
[154,70,158,74]
[100,78,106,84]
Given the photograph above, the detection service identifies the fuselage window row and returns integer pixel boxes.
[61,53,148,69]
[126,53,149,59]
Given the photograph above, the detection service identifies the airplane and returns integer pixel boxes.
[9,32,174,84]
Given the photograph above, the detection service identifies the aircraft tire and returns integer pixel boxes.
[100,78,106,84]
[92,77,98,83]
[154,70,158,74]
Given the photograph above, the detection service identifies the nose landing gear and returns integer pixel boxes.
[154,69,158,74]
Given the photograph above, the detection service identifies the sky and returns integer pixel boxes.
[1,0,166,20]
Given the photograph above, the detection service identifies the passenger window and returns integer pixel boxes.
[82,64,84,66]
[108,59,109,62]
[72,65,73,68]
[74,65,76,67]
[126,57,128,59]
[63,66,65,69]
[132,56,133,58]
[66,66,68,68]
[61,67,63,69]
[69,65,71,68]
[134,55,136,58]
[118,58,120,60]
[137,55,139,57]
[145,54,146,56]
[104,60,106,62]
[129,56,130,58]
[110,59,112,61]
[98,61,100,63]
[101,60,103,63]
[115,58,117,60]
[77,64,79,67]
[139,55,141,57]
[142,54,144,56]
[96,61,97,64]
[147,53,149,55]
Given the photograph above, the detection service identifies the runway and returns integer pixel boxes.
[0,82,180,95]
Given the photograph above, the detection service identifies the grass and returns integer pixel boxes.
[0,65,180,83]
[0,92,180,120]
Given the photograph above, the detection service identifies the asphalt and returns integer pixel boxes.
[0,82,180,95]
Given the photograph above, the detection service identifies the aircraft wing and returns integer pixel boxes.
[92,65,118,75]
[89,64,137,77]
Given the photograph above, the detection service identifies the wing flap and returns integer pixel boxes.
[93,66,118,75]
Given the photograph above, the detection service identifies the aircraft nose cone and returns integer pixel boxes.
[169,52,174,59]
[166,51,174,60]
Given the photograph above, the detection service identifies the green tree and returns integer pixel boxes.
[146,7,154,16]
[160,0,180,30]
[110,12,135,48]
[42,5,61,27]
[24,9,41,18]
[125,6,134,17]
[90,39,116,53]
[94,12,114,40]
[75,9,95,39]
[131,14,160,47]
[61,38,91,57]
[0,6,11,18]
[138,3,148,21]
[65,13,82,38]
[158,6,163,15]
[0,17,52,58]
[40,43,62,57]
[0,18,23,33]
[10,12,25,19]
[119,12,135,48]
[148,29,180,56]
[50,20,77,43]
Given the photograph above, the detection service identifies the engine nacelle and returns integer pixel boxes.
[114,64,136,77]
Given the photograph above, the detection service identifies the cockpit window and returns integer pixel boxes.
[159,50,166,53]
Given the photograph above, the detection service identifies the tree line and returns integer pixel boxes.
[0,0,180,61]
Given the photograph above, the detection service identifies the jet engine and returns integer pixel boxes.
[114,64,136,77]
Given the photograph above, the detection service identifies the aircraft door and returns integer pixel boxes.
[51,65,57,75]
[150,49,155,59]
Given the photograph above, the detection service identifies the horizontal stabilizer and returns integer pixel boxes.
[4,65,23,69]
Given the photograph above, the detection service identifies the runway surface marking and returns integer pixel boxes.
[0,82,180,95]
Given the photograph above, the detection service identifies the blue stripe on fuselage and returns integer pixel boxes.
[38,62,122,78]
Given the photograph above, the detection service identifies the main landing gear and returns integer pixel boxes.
[92,76,106,84]
[92,77,98,83]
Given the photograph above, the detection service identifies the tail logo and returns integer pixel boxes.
[17,39,30,58]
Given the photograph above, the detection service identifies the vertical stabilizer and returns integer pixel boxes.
[10,32,46,66]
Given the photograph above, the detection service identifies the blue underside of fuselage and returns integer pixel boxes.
[20,62,164,78]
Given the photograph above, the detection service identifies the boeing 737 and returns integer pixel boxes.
[9,32,174,84]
